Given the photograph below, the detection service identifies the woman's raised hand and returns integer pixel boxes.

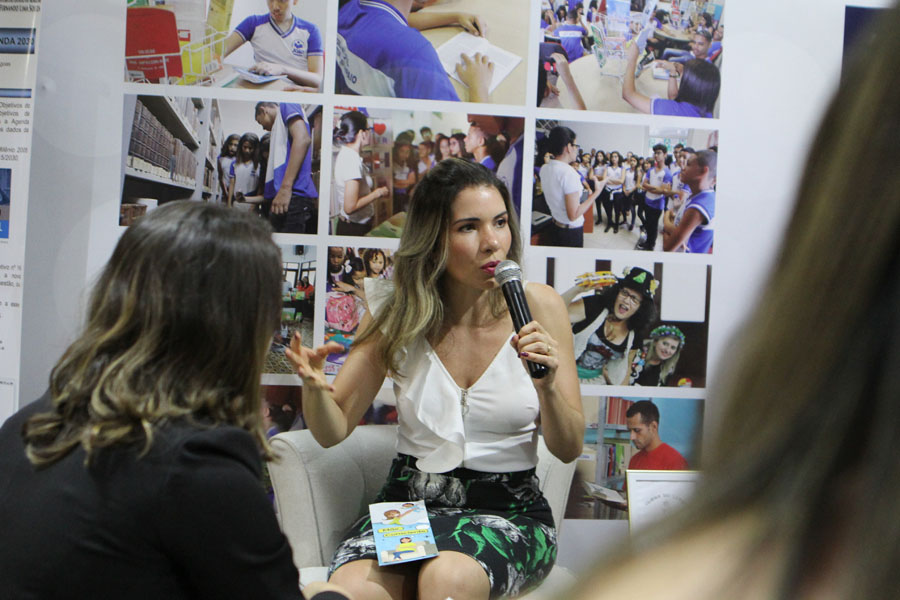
[285,332,342,392]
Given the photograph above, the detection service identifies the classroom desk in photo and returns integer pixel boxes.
[548,56,670,113]
[417,0,528,105]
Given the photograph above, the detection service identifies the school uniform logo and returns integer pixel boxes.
[292,39,306,57]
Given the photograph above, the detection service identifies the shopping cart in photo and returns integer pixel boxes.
[125,7,230,86]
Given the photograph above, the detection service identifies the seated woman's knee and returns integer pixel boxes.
[418,553,490,600]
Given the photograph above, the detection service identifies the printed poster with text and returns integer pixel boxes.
[0,0,41,422]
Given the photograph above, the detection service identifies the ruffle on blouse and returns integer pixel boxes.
[363,278,467,473]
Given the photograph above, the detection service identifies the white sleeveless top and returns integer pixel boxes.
[365,278,540,473]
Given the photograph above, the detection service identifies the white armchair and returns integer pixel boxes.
[268,425,576,595]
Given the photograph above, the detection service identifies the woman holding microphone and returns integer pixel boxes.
[288,158,584,600]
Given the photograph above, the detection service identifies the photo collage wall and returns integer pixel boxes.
[120,0,725,520]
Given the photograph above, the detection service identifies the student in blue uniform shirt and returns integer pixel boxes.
[552,8,588,61]
[639,144,672,251]
[463,121,500,172]
[254,102,318,234]
[663,149,716,253]
[336,0,494,102]
[623,41,720,118]
[492,117,525,217]
[223,0,324,89]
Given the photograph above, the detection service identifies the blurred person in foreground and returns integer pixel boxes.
[0,202,348,600]
[568,5,900,599]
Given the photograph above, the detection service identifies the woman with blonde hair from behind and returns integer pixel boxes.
[0,202,347,600]
[569,5,900,599]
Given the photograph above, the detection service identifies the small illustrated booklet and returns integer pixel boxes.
[369,500,438,566]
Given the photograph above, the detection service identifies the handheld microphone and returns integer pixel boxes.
[494,260,549,379]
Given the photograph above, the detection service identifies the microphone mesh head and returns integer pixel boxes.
[494,260,522,286]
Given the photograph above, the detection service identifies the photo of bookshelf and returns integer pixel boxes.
[119,94,218,225]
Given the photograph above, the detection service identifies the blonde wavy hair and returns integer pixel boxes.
[23,202,283,466]
[356,158,522,375]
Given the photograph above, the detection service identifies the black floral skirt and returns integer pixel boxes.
[329,454,557,598]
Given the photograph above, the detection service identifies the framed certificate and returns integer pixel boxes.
[626,469,700,532]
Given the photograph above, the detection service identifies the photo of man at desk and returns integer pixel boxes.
[565,395,702,520]
[334,0,529,104]
[538,0,724,117]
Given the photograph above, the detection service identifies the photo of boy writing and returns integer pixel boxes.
[335,0,529,104]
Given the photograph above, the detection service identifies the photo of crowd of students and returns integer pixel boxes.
[323,246,394,375]
[532,122,717,253]
[524,257,710,388]
[537,0,723,117]
[264,245,316,376]
[334,0,528,103]
[125,0,327,91]
[121,96,322,234]
[566,395,703,520]
[330,108,525,237]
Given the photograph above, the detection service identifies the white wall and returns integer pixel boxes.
[369,110,471,144]
[568,122,647,157]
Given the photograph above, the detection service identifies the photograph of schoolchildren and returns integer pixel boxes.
[334,0,529,104]
[537,0,723,117]
[524,256,710,388]
[125,0,327,91]
[120,95,322,234]
[264,244,316,376]
[323,245,394,375]
[533,120,717,253]
[330,107,526,237]
[0,168,9,239]
[566,395,703,520]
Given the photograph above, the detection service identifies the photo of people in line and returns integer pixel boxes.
[121,96,322,234]
[125,0,327,91]
[566,395,703,520]
[538,0,723,117]
[323,245,394,375]
[264,245,316,376]
[335,0,528,103]
[330,107,525,237]
[525,256,710,388]
[533,121,717,253]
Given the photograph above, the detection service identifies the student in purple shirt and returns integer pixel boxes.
[623,41,720,118]
[659,30,714,65]
[552,8,588,61]
[663,149,716,253]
